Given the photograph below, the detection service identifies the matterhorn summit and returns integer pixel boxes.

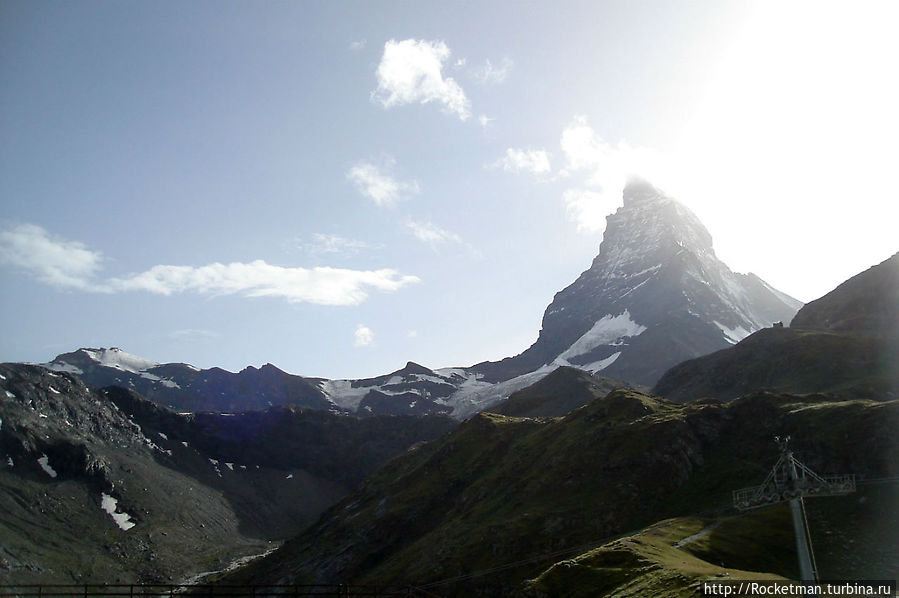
[475,178,803,386]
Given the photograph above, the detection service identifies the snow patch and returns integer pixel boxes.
[321,380,372,411]
[49,386,60,394]
[37,454,57,478]
[286,473,293,479]
[85,348,159,373]
[582,352,622,373]
[433,367,468,379]
[713,321,751,345]
[101,493,136,530]
[0,373,6,380]
[159,379,180,389]
[5,391,15,399]
[449,365,559,419]
[558,310,647,361]
[44,362,83,375]
[6,457,13,467]
[158,432,168,440]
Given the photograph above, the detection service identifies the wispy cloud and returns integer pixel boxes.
[473,57,513,84]
[405,218,462,249]
[561,189,608,234]
[169,328,220,341]
[347,158,419,207]
[371,39,471,121]
[0,223,106,291]
[300,233,379,258]
[491,148,551,176]
[478,114,494,128]
[111,261,419,306]
[558,116,666,233]
[354,324,374,347]
[348,39,366,51]
[0,224,420,306]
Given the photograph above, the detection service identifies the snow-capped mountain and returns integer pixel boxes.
[472,178,803,386]
[42,348,577,419]
[44,347,334,413]
[40,179,801,414]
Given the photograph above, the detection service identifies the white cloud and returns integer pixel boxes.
[371,39,471,121]
[302,233,377,257]
[478,114,494,128]
[169,328,219,341]
[473,57,513,84]
[354,324,374,347]
[492,148,551,176]
[558,116,669,233]
[562,189,612,234]
[348,39,366,51]
[111,261,420,306]
[346,158,419,207]
[405,218,462,248]
[0,224,420,306]
[0,223,106,291]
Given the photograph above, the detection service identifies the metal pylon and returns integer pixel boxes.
[732,436,856,582]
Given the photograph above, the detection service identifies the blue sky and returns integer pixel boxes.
[2,1,897,378]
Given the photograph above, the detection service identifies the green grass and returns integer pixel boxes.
[525,515,789,598]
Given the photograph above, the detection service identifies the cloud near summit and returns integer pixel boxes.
[0,224,419,306]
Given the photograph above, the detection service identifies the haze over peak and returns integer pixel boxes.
[474,181,802,385]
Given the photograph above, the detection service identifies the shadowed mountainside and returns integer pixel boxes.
[219,389,898,595]
[653,253,899,402]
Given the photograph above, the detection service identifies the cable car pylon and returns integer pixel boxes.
[732,436,856,582]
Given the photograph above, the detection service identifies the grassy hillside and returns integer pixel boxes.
[221,390,898,595]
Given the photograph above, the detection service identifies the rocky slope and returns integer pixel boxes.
[791,252,899,333]
[43,348,332,414]
[472,179,802,387]
[0,363,455,582]
[653,253,899,402]
[219,389,898,594]
[489,366,637,418]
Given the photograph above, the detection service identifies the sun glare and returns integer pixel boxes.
[662,1,899,299]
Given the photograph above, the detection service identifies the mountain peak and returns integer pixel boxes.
[473,182,801,386]
[621,176,666,205]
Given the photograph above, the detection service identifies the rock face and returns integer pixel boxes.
[653,252,899,402]
[790,252,899,334]
[474,179,802,386]
[43,347,332,413]
[490,366,635,418]
[0,363,455,583]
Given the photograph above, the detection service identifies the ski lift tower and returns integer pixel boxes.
[732,436,856,582]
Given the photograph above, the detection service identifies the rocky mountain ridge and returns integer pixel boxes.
[471,179,802,386]
[653,252,899,402]
[0,363,454,582]
[42,180,801,418]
